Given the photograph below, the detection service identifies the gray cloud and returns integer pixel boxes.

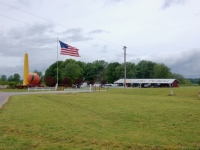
[151,48,200,78]
[0,23,94,78]
[169,49,200,78]
[61,28,93,42]
[100,45,108,53]
[0,60,53,79]
[103,0,127,7]
[0,66,23,78]
[162,0,186,9]
[89,29,108,34]
[62,28,83,34]
[15,0,31,7]
[65,34,92,42]
[1,0,199,79]
[88,29,108,35]
[0,23,56,58]
[106,0,124,4]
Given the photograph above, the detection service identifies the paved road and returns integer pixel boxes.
[0,91,65,108]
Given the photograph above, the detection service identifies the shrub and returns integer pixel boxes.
[87,80,95,85]
[74,78,83,86]
[100,79,107,86]
[61,78,72,87]
[44,76,57,87]
[8,82,16,88]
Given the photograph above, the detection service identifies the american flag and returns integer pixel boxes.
[59,41,80,57]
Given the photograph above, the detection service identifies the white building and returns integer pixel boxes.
[114,79,180,88]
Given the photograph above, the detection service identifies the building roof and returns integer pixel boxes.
[114,79,181,84]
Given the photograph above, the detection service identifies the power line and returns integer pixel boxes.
[0,2,122,47]
[0,14,124,55]
[0,1,157,58]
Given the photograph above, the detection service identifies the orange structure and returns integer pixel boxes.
[28,73,40,85]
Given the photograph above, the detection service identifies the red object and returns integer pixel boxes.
[28,73,40,84]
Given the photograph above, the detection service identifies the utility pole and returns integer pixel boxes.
[123,46,127,88]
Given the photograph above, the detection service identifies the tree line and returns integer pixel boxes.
[44,59,189,86]
[0,59,198,87]
[0,70,43,87]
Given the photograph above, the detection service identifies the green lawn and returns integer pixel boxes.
[0,87,200,149]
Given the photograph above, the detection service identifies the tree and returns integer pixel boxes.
[198,78,200,85]
[61,61,83,83]
[84,63,97,81]
[93,60,108,81]
[106,62,121,83]
[44,61,63,83]
[114,65,123,79]
[136,60,156,78]
[8,75,14,82]
[13,73,20,82]
[152,63,172,78]
[124,62,137,78]
[0,75,7,81]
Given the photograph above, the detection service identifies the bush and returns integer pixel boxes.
[74,78,83,86]
[44,76,57,87]
[87,80,95,85]
[0,81,8,85]
[61,78,72,87]
[8,82,16,88]
[100,79,107,86]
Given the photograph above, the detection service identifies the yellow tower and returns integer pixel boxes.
[23,52,29,85]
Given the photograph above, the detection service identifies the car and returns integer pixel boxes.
[144,84,151,88]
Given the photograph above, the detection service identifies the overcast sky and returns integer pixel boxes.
[0,0,200,79]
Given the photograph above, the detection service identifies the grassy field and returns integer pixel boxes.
[0,87,200,149]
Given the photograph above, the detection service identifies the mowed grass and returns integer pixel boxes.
[0,87,200,149]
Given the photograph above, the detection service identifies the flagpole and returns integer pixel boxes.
[57,37,58,85]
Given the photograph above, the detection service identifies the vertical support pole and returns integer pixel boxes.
[123,46,127,89]
[57,37,58,86]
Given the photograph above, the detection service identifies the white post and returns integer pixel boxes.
[170,84,173,95]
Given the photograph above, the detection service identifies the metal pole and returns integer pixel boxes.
[123,46,127,88]
[57,37,58,85]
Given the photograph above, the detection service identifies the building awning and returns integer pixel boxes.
[114,79,180,84]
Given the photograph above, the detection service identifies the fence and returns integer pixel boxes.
[64,84,107,93]
[27,84,107,93]
[27,84,58,92]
